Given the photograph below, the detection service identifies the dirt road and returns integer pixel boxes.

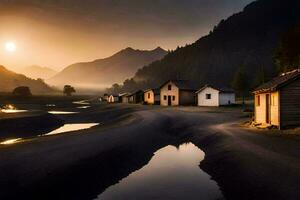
[1,104,300,200]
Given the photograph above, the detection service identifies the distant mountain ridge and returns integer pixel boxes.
[117,0,300,92]
[48,47,167,89]
[0,65,56,94]
[18,65,57,80]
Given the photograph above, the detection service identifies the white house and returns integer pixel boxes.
[196,84,235,107]
[108,95,120,103]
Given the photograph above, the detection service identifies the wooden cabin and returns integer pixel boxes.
[160,80,197,106]
[128,90,144,104]
[144,89,160,105]
[196,84,235,107]
[119,93,130,103]
[108,95,119,103]
[253,69,300,129]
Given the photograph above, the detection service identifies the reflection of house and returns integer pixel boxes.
[119,93,130,103]
[128,90,144,104]
[144,89,160,105]
[196,84,235,107]
[108,95,119,103]
[253,69,300,129]
[160,80,197,106]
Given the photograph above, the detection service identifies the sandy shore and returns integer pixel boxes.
[1,102,300,199]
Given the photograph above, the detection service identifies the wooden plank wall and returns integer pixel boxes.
[280,78,300,127]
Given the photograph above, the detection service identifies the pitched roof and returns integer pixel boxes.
[119,93,130,97]
[196,84,235,94]
[253,69,300,94]
[144,88,160,95]
[128,90,143,96]
[160,80,198,91]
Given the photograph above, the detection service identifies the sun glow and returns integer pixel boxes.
[4,41,17,53]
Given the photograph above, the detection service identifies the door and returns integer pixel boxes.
[168,96,172,106]
[266,94,271,124]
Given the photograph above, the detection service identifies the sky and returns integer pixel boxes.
[0,0,253,71]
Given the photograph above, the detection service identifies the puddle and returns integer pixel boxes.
[1,123,99,145]
[48,111,78,114]
[0,138,23,145]
[73,100,90,105]
[0,104,28,113]
[96,143,223,200]
[1,109,28,113]
[77,106,91,109]
[46,104,56,107]
[44,123,99,136]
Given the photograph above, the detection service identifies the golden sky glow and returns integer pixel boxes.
[0,0,252,71]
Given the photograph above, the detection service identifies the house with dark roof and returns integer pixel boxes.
[253,69,300,128]
[119,93,130,103]
[144,88,160,105]
[108,94,119,103]
[127,90,144,104]
[160,80,197,106]
[196,84,235,107]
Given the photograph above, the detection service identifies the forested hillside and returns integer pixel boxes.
[113,0,300,93]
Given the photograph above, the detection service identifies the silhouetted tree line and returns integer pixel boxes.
[107,0,300,96]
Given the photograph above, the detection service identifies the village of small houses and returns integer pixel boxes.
[104,69,300,130]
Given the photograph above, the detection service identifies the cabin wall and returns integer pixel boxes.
[179,90,195,105]
[219,93,236,106]
[280,78,300,127]
[108,96,119,103]
[144,91,155,104]
[197,87,219,106]
[254,92,279,126]
[255,93,267,124]
[270,92,279,126]
[122,97,129,103]
[160,81,179,106]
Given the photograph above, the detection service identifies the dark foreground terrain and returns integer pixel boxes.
[1,98,300,200]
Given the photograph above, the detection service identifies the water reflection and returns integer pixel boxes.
[73,100,90,105]
[96,143,223,200]
[46,104,56,107]
[78,106,91,109]
[0,104,28,113]
[44,123,99,136]
[0,138,23,145]
[48,111,78,114]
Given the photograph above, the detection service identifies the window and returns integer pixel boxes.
[172,96,175,101]
[168,85,172,90]
[206,94,211,99]
[164,95,167,100]
[148,93,151,99]
[256,95,260,106]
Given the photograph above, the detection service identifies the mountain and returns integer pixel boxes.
[18,65,57,80]
[48,47,167,89]
[0,65,56,94]
[117,0,300,93]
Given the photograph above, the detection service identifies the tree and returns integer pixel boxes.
[63,85,76,96]
[12,86,32,97]
[274,24,300,73]
[231,67,249,106]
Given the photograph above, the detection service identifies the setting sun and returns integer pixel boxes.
[4,41,16,53]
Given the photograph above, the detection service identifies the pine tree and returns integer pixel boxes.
[231,67,249,106]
